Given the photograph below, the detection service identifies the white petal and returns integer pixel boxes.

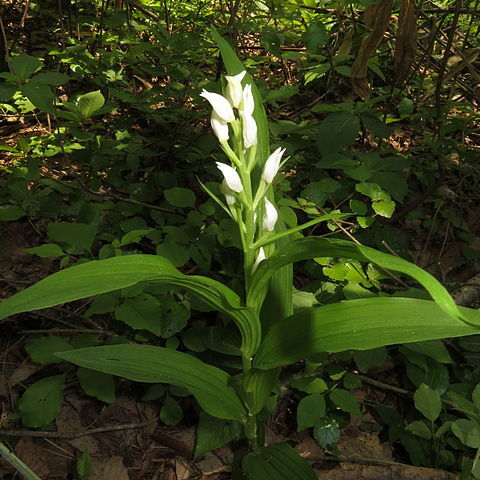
[216,162,243,193]
[240,112,257,149]
[262,147,285,184]
[262,198,278,231]
[225,71,246,108]
[200,89,235,123]
[241,84,255,115]
[252,247,266,272]
[220,179,236,205]
[211,111,229,142]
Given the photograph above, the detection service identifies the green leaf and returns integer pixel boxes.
[452,419,480,448]
[77,367,115,403]
[195,412,242,458]
[10,54,42,81]
[20,82,54,114]
[353,348,388,373]
[76,90,105,119]
[313,418,340,449]
[329,389,362,417]
[56,345,246,421]
[47,222,97,251]
[472,384,480,411]
[19,375,65,427]
[243,443,317,480]
[405,420,432,439]
[0,254,260,358]
[297,393,326,431]
[253,298,480,370]
[115,294,162,336]
[160,395,183,426]
[248,237,465,322]
[164,187,196,208]
[403,340,453,364]
[25,244,64,258]
[141,384,165,401]
[76,447,92,478]
[291,377,327,394]
[25,336,73,365]
[33,72,70,86]
[372,198,395,218]
[317,112,360,154]
[0,205,26,221]
[302,22,328,52]
[414,384,441,422]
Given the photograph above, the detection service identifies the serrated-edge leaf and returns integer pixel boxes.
[254,298,480,369]
[57,345,246,421]
[0,254,260,357]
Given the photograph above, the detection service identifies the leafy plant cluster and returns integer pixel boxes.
[0,0,479,478]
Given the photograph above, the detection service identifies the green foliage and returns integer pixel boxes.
[76,447,92,479]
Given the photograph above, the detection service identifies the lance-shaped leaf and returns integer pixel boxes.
[248,237,465,322]
[57,345,246,422]
[254,298,480,370]
[0,254,260,357]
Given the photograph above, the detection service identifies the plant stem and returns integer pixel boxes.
[0,441,42,480]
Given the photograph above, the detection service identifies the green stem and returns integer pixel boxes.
[0,441,42,480]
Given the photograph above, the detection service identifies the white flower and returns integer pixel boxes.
[240,111,257,149]
[220,179,236,205]
[210,111,229,142]
[262,147,285,184]
[200,89,235,123]
[225,71,246,109]
[216,162,243,193]
[262,198,278,231]
[241,84,255,116]
[253,247,266,272]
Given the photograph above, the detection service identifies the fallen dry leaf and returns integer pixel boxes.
[14,437,51,478]
[90,455,129,480]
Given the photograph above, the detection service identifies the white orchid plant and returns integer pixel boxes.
[200,73,286,287]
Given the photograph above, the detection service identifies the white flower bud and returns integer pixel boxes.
[220,179,236,205]
[253,247,266,272]
[216,162,243,193]
[241,84,255,116]
[210,111,229,142]
[225,71,246,108]
[240,111,257,149]
[262,147,285,184]
[262,198,278,232]
[200,89,235,123]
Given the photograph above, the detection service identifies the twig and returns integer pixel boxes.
[19,328,104,335]
[0,420,158,439]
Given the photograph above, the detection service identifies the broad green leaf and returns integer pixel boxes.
[403,340,453,364]
[414,384,441,422]
[248,237,465,322]
[290,377,327,394]
[33,72,70,86]
[19,375,65,427]
[242,443,317,480]
[20,82,54,114]
[76,90,105,119]
[77,367,115,403]
[317,111,360,154]
[160,395,183,426]
[47,222,97,251]
[195,412,242,458]
[164,187,196,208]
[0,254,260,358]
[405,421,432,439]
[10,54,42,81]
[25,243,64,258]
[141,384,165,401]
[0,205,26,221]
[353,347,389,373]
[452,419,480,448]
[297,393,326,431]
[76,447,92,478]
[329,389,362,417]
[241,368,279,415]
[473,384,480,411]
[115,294,162,336]
[25,336,73,365]
[254,298,480,370]
[302,22,328,52]
[57,345,246,421]
[313,418,340,449]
